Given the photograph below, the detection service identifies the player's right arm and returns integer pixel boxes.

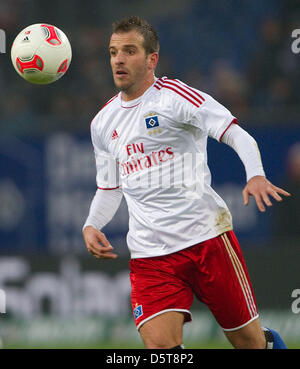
[83,187,122,259]
[83,115,122,259]
[83,226,117,259]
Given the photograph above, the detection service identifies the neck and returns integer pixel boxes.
[121,74,155,101]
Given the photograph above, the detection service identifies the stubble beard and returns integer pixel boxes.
[115,79,135,94]
[113,62,148,96]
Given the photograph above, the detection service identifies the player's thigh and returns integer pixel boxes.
[193,231,258,330]
[139,311,185,349]
[224,317,266,349]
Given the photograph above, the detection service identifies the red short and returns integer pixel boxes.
[129,230,258,331]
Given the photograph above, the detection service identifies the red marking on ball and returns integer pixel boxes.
[57,59,68,74]
[16,54,44,73]
[41,24,62,45]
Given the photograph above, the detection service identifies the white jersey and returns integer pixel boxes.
[91,77,236,258]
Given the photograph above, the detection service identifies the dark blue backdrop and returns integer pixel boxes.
[0,125,298,254]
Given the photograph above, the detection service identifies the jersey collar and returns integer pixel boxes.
[119,77,158,109]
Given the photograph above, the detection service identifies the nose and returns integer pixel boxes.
[114,51,125,65]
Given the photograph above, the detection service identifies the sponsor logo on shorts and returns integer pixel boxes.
[133,304,143,320]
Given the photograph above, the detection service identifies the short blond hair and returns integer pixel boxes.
[112,16,160,55]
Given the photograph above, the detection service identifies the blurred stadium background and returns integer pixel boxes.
[0,0,299,349]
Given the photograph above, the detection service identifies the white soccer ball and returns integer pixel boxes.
[11,23,72,85]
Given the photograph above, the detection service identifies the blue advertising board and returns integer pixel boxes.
[0,126,298,254]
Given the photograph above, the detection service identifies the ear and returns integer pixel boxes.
[147,52,159,70]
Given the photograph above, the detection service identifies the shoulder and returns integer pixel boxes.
[153,77,206,108]
[90,93,120,131]
[99,93,120,113]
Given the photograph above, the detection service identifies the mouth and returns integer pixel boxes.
[115,70,129,77]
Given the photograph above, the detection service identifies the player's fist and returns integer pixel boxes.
[82,226,118,259]
[242,175,291,212]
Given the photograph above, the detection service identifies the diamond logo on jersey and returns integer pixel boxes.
[145,115,159,129]
[133,304,143,320]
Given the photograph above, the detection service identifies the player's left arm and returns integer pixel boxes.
[221,124,291,212]
[242,175,291,212]
[176,85,291,211]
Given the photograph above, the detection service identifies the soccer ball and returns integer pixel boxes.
[11,23,72,85]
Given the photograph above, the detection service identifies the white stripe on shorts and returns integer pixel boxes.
[221,234,257,319]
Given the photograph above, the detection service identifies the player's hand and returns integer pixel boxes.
[242,175,291,212]
[82,226,118,259]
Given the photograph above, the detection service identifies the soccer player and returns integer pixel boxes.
[83,16,290,349]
